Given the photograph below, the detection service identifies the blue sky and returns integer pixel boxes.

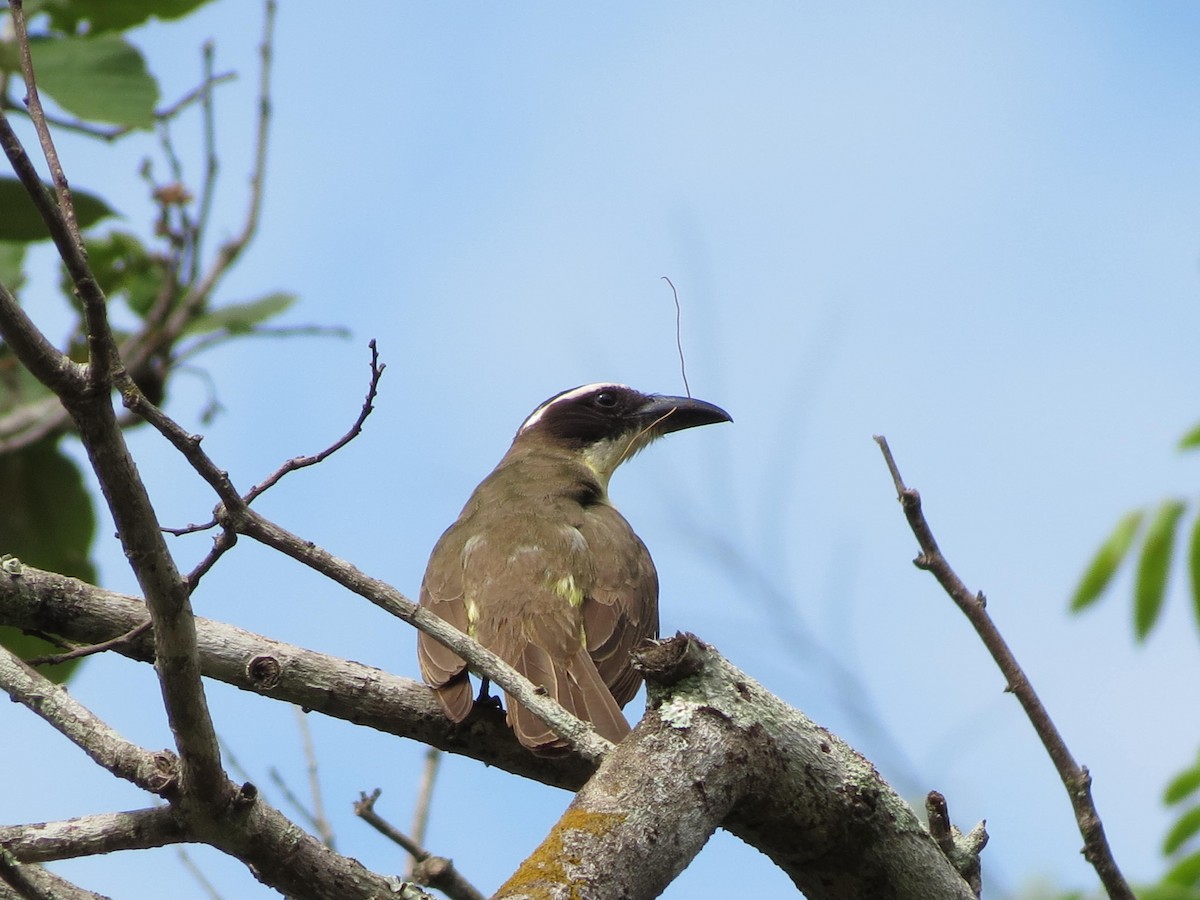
[5,3,1200,897]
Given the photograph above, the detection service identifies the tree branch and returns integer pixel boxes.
[873,435,1133,900]
[0,852,113,900]
[8,0,83,250]
[0,808,185,863]
[0,564,595,792]
[0,51,226,808]
[354,790,485,900]
[0,643,180,797]
[499,633,980,900]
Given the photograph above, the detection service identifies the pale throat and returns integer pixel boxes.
[581,431,657,491]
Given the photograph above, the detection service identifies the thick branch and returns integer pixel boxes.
[0,808,184,863]
[874,435,1133,900]
[501,634,979,900]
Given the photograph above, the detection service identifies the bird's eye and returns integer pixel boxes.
[593,391,618,409]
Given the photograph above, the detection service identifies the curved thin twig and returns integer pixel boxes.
[873,435,1134,900]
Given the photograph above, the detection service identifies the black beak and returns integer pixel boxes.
[636,394,732,436]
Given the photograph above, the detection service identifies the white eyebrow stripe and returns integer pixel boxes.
[518,382,631,432]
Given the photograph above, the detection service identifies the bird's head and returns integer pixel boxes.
[514,383,732,487]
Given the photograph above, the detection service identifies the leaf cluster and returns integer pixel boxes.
[1070,423,1200,638]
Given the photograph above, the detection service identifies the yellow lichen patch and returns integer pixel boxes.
[494,807,627,899]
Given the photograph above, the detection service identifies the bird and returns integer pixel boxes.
[416,382,731,753]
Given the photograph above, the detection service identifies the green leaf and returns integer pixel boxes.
[0,178,117,242]
[0,242,27,292]
[1166,808,1200,856]
[0,438,97,684]
[183,292,297,336]
[1167,763,1200,806]
[1181,422,1200,452]
[1190,513,1200,638]
[1146,875,1200,900]
[1166,852,1200,889]
[0,344,58,418]
[43,0,217,35]
[1135,499,1188,641]
[1070,510,1144,612]
[19,35,159,128]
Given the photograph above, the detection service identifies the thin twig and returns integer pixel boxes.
[407,748,442,879]
[267,765,326,837]
[174,323,352,367]
[194,42,220,284]
[176,847,224,900]
[9,0,82,251]
[243,339,385,502]
[355,790,423,858]
[163,518,220,538]
[156,113,195,252]
[0,70,237,142]
[124,0,277,377]
[185,528,236,592]
[294,706,336,849]
[873,435,1134,900]
[25,620,153,668]
[354,790,485,900]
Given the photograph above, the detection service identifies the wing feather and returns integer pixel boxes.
[417,525,475,721]
[578,505,659,707]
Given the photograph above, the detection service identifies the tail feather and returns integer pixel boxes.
[508,645,630,753]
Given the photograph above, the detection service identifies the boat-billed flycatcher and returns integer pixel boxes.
[417,383,731,753]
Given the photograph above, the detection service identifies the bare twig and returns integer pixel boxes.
[355,790,485,900]
[193,41,220,284]
[244,339,385,502]
[177,847,225,900]
[185,527,236,591]
[25,620,153,668]
[175,323,352,364]
[9,0,82,250]
[407,748,442,879]
[0,70,236,142]
[294,706,336,849]
[267,766,326,839]
[121,0,278,379]
[355,789,422,858]
[873,435,1134,900]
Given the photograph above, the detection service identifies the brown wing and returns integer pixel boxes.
[416,524,474,722]
[466,533,631,752]
[577,503,659,707]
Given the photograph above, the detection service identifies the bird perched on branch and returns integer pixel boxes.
[417,383,731,753]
